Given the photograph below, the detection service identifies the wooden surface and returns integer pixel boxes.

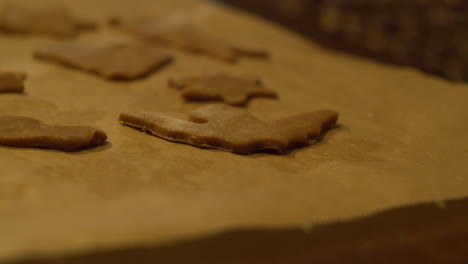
[1,0,468,263]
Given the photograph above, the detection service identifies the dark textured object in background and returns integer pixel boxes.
[220,0,468,82]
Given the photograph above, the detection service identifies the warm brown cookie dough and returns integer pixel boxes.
[34,42,173,80]
[110,16,268,62]
[0,4,96,37]
[169,73,277,106]
[0,72,26,93]
[0,115,107,151]
[119,104,338,154]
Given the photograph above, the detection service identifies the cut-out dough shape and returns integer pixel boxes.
[0,115,107,151]
[0,4,96,37]
[34,42,173,80]
[119,104,338,154]
[110,16,268,62]
[169,73,278,106]
[0,72,26,93]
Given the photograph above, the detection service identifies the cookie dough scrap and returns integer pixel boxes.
[0,72,26,93]
[169,73,277,106]
[119,104,338,154]
[0,115,107,151]
[34,42,173,80]
[110,16,268,62]
[0,4,96,37]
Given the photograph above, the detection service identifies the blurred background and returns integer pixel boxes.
[218,0,468,82]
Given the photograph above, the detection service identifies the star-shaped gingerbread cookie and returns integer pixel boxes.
[34,41,173,80]
[119,104,339,154]
[168,73,278,106]
[0,72,26,93]
[0,4,96,37]
[109,16,268,62]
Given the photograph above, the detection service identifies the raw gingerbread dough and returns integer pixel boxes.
[110,16,268,62]
[119,104,338,154]
[168,73,277,106]
[0,72,26,93]
[34,41,173,80]
[0,115,107,151]
[0,4,96,37]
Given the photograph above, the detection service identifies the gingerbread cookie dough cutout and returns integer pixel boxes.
[169,73,278,106]
[109,16,269,63]
[0,4,96,37]
[34,42,173,80]
[0,72,26,93]
[120,104,338,154]
[0,115,107,151]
